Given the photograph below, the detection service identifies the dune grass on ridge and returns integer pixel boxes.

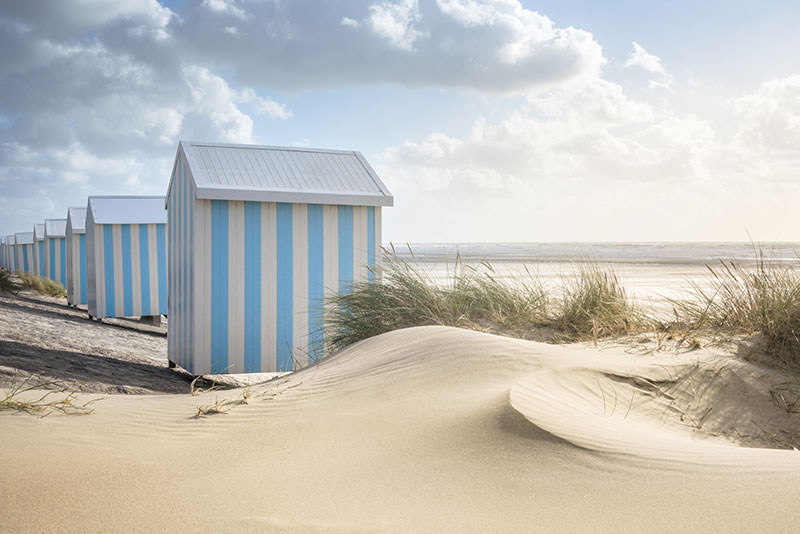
[17,272,66,298]
[325,249,640,352]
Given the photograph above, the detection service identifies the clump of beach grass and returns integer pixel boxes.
[17,272,66,298]
[552,262,644,342]
[325,249,641,351]
[1,375,100,416]
[0,268,21,295]
[669,252,800,368]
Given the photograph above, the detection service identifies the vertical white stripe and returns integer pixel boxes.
[375,207,383,279]
[323,204,339,346]
[193,198,205,375]
[203,200,213,374]
[261,202,277,372]
[53,239,60,282]
[228,201,245,374]
[354,206,369,284]
[148,225,159,316]
[130,224,141,315]
[112,225,124,317]
[292,203,308,367]
[96,226,105,317]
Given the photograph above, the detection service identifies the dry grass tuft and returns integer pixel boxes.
[1,375,101,416]
[0,268,21,295]
[17,272,66,298]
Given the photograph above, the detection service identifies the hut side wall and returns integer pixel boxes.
[44,237,66,286]
[34,240,46,277]
[87,222,167,319]
[15,243,34,274]
[66,221,87,306]
[168,148,195,372]
[86,210,98,313]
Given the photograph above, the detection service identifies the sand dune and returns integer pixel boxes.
[2,326,800,532]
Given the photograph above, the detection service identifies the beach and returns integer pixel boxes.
[2,245,800,532]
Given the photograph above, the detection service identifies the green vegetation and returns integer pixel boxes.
[670,254,800,367]
[325,247,800,371]
[325,249,639,352]
[17,272,67,298]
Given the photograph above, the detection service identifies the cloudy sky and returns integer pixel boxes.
[1,0,799,242]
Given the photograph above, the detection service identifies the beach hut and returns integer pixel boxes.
[33,223,46,277]
[44,219,67,286]
[15,232,35,274]
[0,236,6,270]
[66,207,88,306]
[166,141,393,375]
[86,196,168,320]
[5,234,17,272]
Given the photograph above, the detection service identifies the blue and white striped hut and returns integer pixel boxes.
[86,196,168,319]
[15,232,35,274]
[66,207,88,306]
[33,223,46,277]
[5,234,17,272]
[166,141,393,375]
[0,236,7,270]
[44,219,67,286]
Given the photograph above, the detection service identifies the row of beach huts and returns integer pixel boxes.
[1,141,393,375]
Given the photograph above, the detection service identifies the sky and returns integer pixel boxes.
[1,0,799,243]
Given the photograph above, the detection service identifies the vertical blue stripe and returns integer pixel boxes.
[49,239,55,279]
[244,201,261,373]
[138,226,151,316]
[338,205,353,294]
[38,241,45,276]
[367,207,375,282]
[276,202,293,372]
[22,246,29,272]
[211,200,229,374]
[59,238,66,286]
[79,234,87,304]
[120,225,133,316]
[307,204,324,363]
[103,226,115,317]
[156,224,167,315]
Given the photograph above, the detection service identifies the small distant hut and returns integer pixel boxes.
[86,196,168,320]
[44,219,67,286]
[5,234,17,272]
[33,223,46,277]
[15,232,35,274]
[165,141,393,375]
[66,207,88,306]
[0,236,7,270]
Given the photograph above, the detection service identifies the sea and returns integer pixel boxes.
[393,242,800,313]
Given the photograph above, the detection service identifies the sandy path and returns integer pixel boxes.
[2,326,800,533]
[0,292,192,394]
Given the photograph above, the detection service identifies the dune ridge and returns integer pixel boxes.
[2,326,800,533]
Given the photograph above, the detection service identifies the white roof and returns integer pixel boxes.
[15,232,34,245]
[67,207,87,233]
[45,219,67,238]
[169,141,393,207]
[34,223,45,241]
[88,196,166,225]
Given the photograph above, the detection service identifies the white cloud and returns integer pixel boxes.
[368,0,426,51]
[624,41,672,88]
[376,75,800,241]
[203,0,250,21]
[340,16,360,28]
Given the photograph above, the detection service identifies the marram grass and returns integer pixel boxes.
[325,249,640,352]
[17,272,66,298]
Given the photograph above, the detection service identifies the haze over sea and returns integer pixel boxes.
[396,242,800,313]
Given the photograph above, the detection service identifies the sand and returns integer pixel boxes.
[2,303,800,532]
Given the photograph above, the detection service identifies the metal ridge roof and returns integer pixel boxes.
[15,232,34,244]
[167,141,393,207]
[67,206,87,233]
[45,218,67,237]
[87,195,166,225]
[33,223,45,241]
